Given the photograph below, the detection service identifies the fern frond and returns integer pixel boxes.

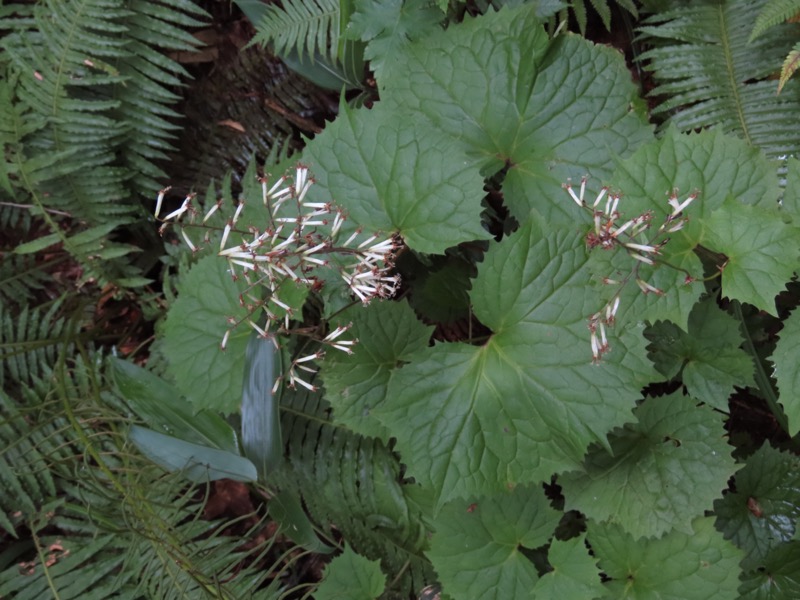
[0,297,69,390]
[252,0,341,63]
[638,0,800,158]
[750,0,800,40]
[571,0,637,33]
[779,40,800,91]
[0,253,53,306]
[273,382,434,597]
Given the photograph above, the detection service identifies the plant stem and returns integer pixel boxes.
[732,300,789,433]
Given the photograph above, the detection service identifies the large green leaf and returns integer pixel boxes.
[739,541,800,600]
[375,222,654,507]
[605,128,782,331]
[320,301,434,439]
[560,392,736,539]
[426,485,561,599]
[590,517,743,599]
[304,102,491,254]
[110,357,240,454]
[714,444,800,571]
[381,4,652,222]
[163,254,251,413]
[773,308,800,436]
[644,298,755,410]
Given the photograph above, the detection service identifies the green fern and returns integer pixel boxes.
[272,381,434,598]
[751,0,800,40]
[638,0,800,158]
[0,0,207,287]
[571,0,638,34]
[780,40,800,91]
[252,0,342,63]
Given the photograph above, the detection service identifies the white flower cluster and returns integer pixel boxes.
[563,177,697,362]
[156,164,403,389]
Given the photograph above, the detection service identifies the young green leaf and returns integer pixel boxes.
[704,198,798,316]
[560,392,736,539]
[110,357,240,454]
[315,544,386,600]
[129,425,257,483]
[320,300,434,439]
[644,298,755,410]
[426,485,561,599]
[714,443,800,570]
[304,102,491,254]
[590,518,742,599]
[773,308,800,436]
[163,254,251,413]
[532,533,604,598]
[376,222,654,507]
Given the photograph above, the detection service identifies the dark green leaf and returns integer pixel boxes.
[773,308,800,436]
[315,544,386,600]
[426,485,561,599]
[532,534,605,598]
[269,490,335,554]
[560,392,736,539]
[739,541,800,600]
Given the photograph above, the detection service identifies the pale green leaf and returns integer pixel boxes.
[381,5,652,222]
[315,544,386,600]
[560,392,736,539]
[304,102,491,254]
[532,534,605,598]
[714,443,800,570]
[644,298,755,410]
[773,308,800,436]
[320,301,434,439]
[163,254,251,413]
[426,485,561,599]
[376,223,655,507]
[705,198,799,316]
[590,517,743,599]
[110,357,240,453]
[129,425,257,483]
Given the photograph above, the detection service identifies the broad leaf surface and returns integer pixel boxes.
[382,5,652,223]
[714,444,800,571]
[303,102,490,254]
[783,157,800,222]
[739,541,800,600]
[320,301,434,439]
[426,485,560,600]
[644,298,754,410]
[773,309,800,436]
[315,544,386,600]
[163,254,250,413]
[531,534,605,598]
[705,199,798,316]
[604,128,781,331]
[377,223,654,507]
[560,392,735,539]
[590,517,743,599]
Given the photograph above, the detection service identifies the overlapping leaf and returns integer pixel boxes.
[375,222,654,507]
[714,444,800,570]
[321,301,434,439]
[645,298,755,409]
[738,541,800,600]
[603,128,784,331]
[560,392,736,539]
[590,518,742,599]
[426,485,561,599]
[531,534,605,598]
[163,255,251,413]
[316,544,386,600]
[304,102,490,254]
[773,308,800,436]
[381,4,652,223]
